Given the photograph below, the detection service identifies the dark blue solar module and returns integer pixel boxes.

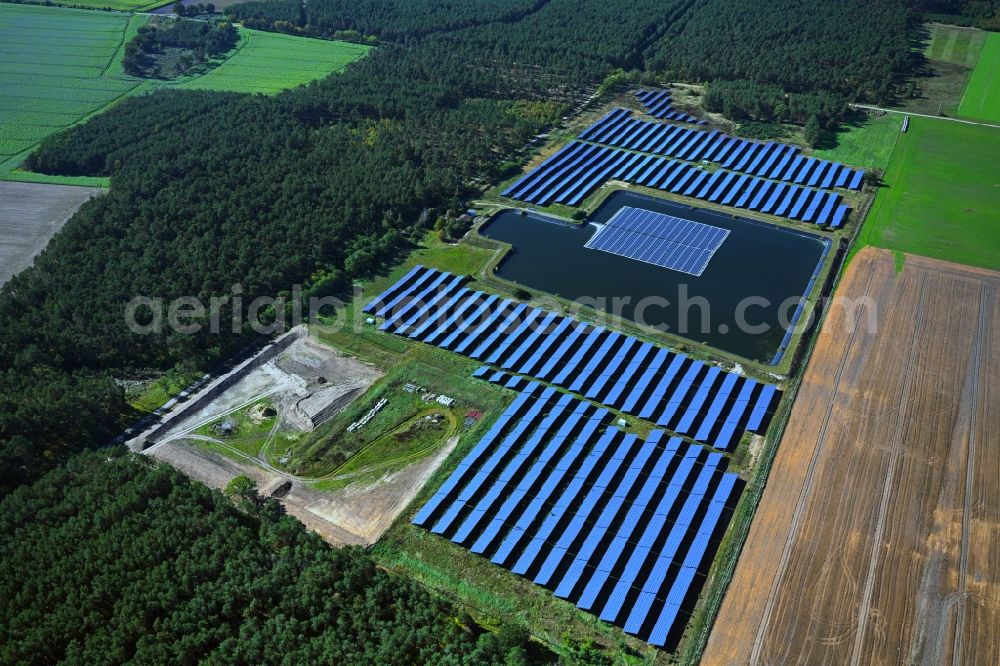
[585,206,730,276]
[413,384,744,647]
[372,267,779,449]
[634,89,703,124]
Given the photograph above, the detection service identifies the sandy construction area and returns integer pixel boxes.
[140,334,455,546]
[704,248,1000,665]
[149,433,458,547]
[0,181,100,284]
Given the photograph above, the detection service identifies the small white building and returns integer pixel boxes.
[436,394,456,408]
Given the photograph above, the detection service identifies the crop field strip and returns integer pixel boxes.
[0,5,143,168]
[364,266,778,450]
[584,207,730,276]
[634,88,703,124]
[503,107,860,227]
[172,29,372,94]
[412,380,742,647]
[0,6,371,174]
[959,32,1000,124]
[704,248,1000,665]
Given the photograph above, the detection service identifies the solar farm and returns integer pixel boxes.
[365,266,778,451]
[412,379,742,646]
[362,263,781,646]
[502,101,864,228]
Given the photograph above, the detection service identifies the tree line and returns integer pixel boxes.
[0,451,545,665]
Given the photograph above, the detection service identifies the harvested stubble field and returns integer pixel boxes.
[704,247,1000,665]
[0,181,101,284]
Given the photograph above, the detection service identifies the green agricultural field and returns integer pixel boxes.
[173,29,372,95]
[35,0,168,10]
[812,113,903,171]
[0,5,370,183]
[926,23,987,67]
[959,32,1000,123]
[856,117,1000,271]
[0,5,145,180]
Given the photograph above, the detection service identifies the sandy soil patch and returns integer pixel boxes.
[705,248,1000,665]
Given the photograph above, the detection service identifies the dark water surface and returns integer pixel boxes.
[479,191,828,363]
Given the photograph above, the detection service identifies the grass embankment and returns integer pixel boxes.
[313,409,454,491]
[959,32,1000,123]
[854,116,1000,271]
[812,113,902,171]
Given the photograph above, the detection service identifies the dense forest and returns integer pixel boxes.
[2,0,919,506]
[123,19,239,78]
[0,452,541,664]
[914,0,1000,28]
[702,80,848,129]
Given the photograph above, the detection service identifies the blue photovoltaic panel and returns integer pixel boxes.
[412,382,747,647]
[368,267,780,449]
[585,207,729,276]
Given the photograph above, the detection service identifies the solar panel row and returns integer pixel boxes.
[634,89,704,125]
[412,383,742,646]
[363,266,780,450]
[501,141,848,227]
[580,107,864,191]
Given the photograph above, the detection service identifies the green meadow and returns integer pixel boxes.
[926,23,987,67]
[812,113,903,171]
[959,32,1000,123]
[174,29,372,95]
[856,116,1000,271]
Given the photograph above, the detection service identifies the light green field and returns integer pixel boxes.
[812,113,903,171]
[926,23,987,67]
[856,117,1000,271]
[0,5,145,178]
[959,32,1000,123]
[33,0,167,9]
[0,5,370,182]
[174,29,372,95]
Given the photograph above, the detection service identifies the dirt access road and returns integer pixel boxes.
[705,248,1000,665]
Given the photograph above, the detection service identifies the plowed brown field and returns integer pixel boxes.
[704,248,1000,665]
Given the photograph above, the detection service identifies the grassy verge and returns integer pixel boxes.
[127,367,204,414]
[311,409,454,491]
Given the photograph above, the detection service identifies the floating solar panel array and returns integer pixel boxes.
[634,89,704,125]
[580,108,864,192]
[501,140,850,228]
[412,381,743,646]
[585,207,730,276]
[365,266,779,450]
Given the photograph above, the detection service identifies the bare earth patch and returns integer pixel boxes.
[704,248,1000,665]
[140,333,457,546]
[0,181,101,285]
